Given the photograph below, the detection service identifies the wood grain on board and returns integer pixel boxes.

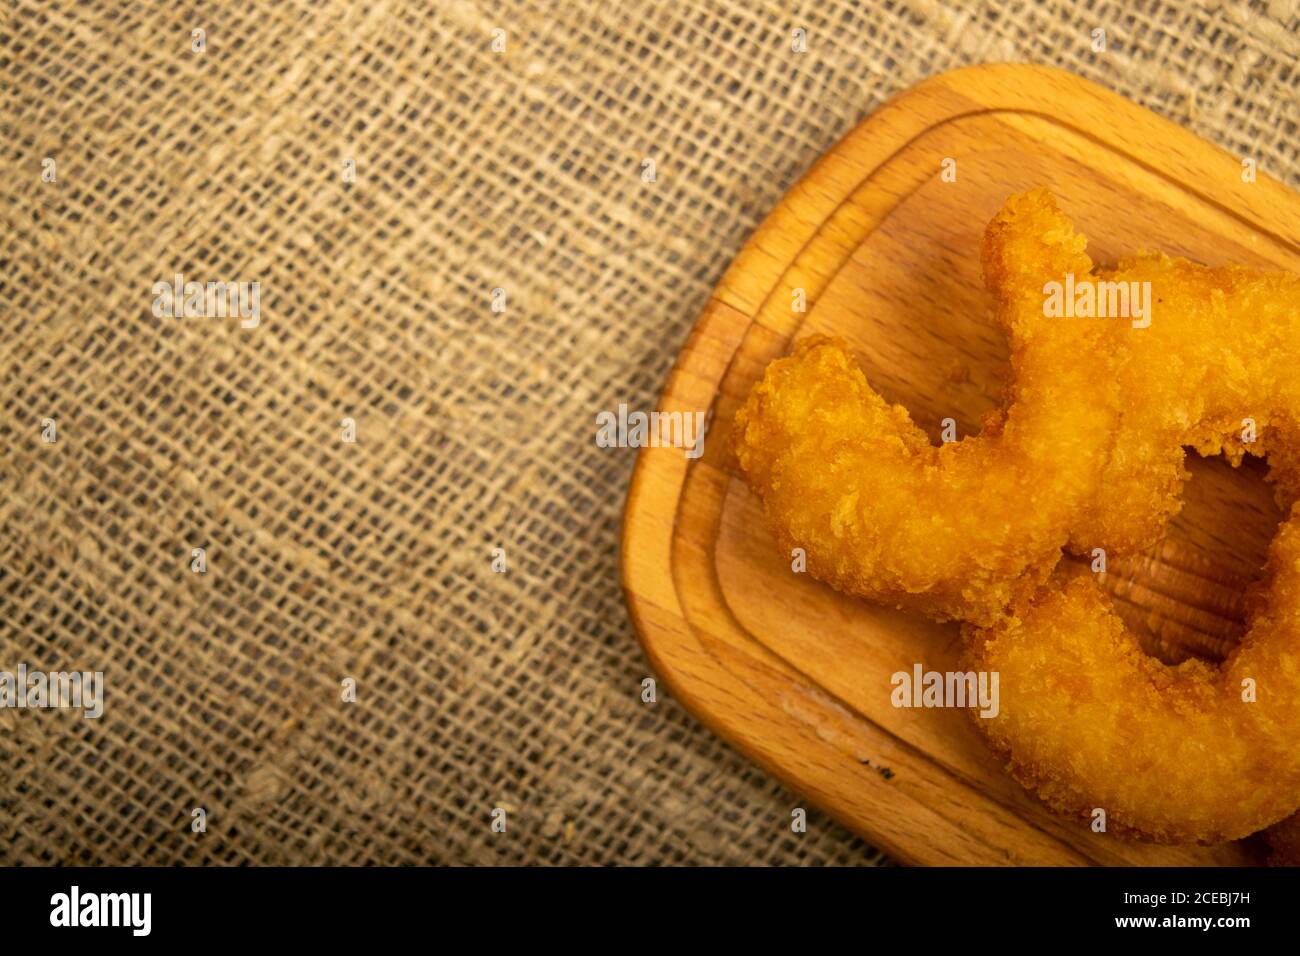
[620,64,1300,866]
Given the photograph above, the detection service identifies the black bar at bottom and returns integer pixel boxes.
[0,865,1290,942]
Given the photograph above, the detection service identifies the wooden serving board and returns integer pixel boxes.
[620,64,1300,866]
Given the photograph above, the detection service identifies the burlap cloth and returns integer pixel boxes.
[1,1,1296,866]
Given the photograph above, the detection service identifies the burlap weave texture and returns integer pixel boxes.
[1,0,1296,864]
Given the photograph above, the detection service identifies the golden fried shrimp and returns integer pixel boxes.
[734,190,1115,625]
[965,523,1300,844]
[958,201,1300,843]
[737,186,1300,845]
[1072,257,1300,552]
[735,188,1300,627]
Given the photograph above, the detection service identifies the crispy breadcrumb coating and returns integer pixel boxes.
[735,188,1300,843]
[1077,257,1300,552]
[965,528,1300,844]
[734,190,1111,625]
[735,189,1300,626]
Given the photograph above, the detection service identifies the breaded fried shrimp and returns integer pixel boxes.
[735,191,1113,625]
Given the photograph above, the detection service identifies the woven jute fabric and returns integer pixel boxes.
[2,1,1296,866]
